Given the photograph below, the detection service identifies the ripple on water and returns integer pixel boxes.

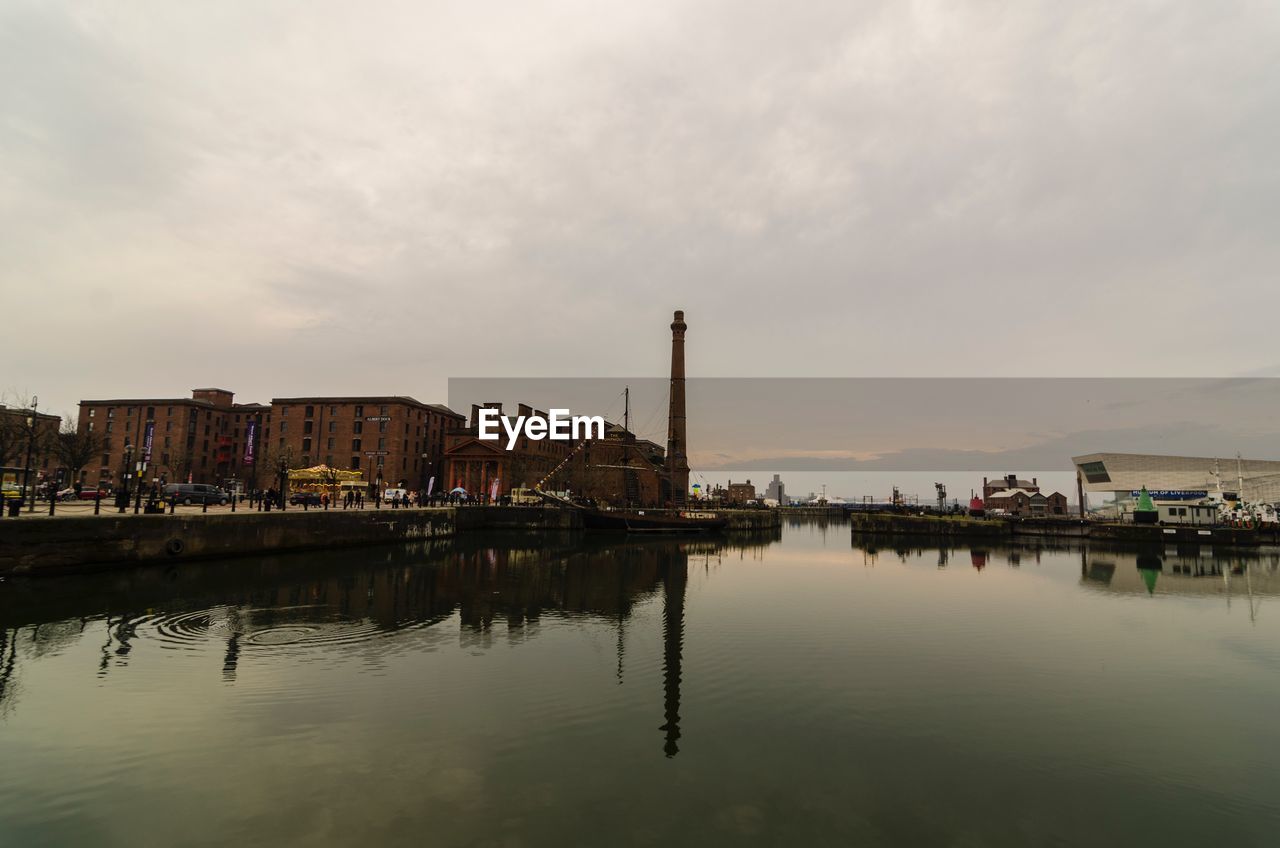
[142,605,399,653]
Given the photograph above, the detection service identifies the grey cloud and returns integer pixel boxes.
[3,1,1279,418]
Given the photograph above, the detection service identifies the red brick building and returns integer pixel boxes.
[76,389,268,489]
[76,389,463,491]
[725,479,757,505]
[442,404,667,506]
[269,396,463,490]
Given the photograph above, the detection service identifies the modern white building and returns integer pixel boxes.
[1072,452,1280,509]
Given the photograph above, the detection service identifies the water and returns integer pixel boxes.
[2,520,1279,847]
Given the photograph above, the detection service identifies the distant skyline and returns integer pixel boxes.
[6,1,1280,420]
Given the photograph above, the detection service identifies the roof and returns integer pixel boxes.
[987,488,1036,499]
[270,396,460,416]
[80,397,216,407]
[1074,452,1280,502]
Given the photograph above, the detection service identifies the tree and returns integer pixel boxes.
[0,394,52,484]
[50,417,103,484]
[163,443,193,485]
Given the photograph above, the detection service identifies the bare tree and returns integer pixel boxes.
[163,444,193,485]
[0,394,52,485]
[50,417,104,484]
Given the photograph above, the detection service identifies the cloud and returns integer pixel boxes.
[4,1,1279,417]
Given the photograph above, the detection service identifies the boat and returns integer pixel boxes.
[538,491,727,533]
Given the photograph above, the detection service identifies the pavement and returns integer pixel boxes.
[0,500,445,519]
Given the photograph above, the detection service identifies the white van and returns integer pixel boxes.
[382,487,409,504]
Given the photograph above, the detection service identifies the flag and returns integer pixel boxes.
[426,476,435,496]
[243,420,257,465]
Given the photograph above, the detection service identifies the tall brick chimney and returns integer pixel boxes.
[666,310,690,508]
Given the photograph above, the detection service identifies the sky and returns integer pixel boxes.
[4,0,1280,485]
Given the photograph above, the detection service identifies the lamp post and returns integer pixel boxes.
[21,396,38,513]
[118,443,134,513]
[278,455,288,511]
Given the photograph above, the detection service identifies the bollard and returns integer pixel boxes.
[169,498,175,515]
[231,495,236,513]
[94,491,101,515]
[50,492,56,516]
[202,498,208,514]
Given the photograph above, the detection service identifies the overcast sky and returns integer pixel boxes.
[4,0,1279,424]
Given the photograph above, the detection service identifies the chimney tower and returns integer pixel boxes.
[666,310,690,508]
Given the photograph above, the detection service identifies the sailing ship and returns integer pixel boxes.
[535,311,725,533]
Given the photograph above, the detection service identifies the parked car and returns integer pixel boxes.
[77,486,109,500]
[382,487,409,504]
[56,487,81,501]
[289,491,323,506]
[163,483,229,506]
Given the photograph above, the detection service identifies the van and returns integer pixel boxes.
[164,483,228,506]
[510,488,541,506]
[382,487,409,504]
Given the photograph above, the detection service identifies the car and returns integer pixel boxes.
[163,483,229,506]
[77,486,109,500]
[289,491,323,506]
[382,487,410,504]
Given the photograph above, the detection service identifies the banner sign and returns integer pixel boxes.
[244,420,257,465]
[142,422,155,463]
[427,476,435,497]
[1130,490,1208,501]
[490,477,500,501]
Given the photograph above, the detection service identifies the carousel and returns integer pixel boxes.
[286,464,365,499]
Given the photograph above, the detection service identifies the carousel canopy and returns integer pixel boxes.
[287,464,364,482]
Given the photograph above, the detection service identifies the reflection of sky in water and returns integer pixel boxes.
[2,524,1279,847]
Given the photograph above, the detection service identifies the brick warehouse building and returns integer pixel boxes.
[269,396,463,490]
[77,389,463,491]
[77,389,269,490]
[442,403,667,506]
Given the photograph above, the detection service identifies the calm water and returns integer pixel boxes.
[2,520,1279,847]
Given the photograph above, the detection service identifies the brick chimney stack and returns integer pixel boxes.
[666,310,690,508]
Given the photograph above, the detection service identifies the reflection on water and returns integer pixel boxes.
[0,533,776,759]
[3,523,1280,846]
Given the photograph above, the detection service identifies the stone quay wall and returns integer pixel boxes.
[0,506,779,577]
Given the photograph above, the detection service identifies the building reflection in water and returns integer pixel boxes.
[0,530,780,755]
[850,534,1279,619]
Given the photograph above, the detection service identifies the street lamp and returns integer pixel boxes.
[278,454,289,511]
[118,443,134,513]
[21,396,37,513]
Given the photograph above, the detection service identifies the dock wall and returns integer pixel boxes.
[0,506,780,577]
